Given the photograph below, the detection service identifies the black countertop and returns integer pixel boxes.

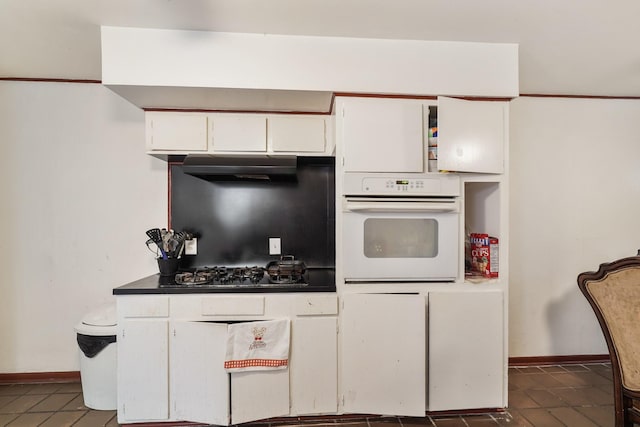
[113,268,336,295]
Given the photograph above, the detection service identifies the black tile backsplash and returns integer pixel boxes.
[170,157,335,269]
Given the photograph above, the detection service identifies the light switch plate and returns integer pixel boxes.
[185,238,197,255]
[269,238,281,255]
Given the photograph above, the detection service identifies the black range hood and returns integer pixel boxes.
[182,155,297,181]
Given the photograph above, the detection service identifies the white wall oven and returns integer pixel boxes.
[342,174,460,283]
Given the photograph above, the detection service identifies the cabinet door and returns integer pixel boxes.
[341,294,426,416]
[231,368,290,424]
[269,115,327,153]
[211,114,267,152]
[170,321,230,426]
[146,113,208,151]
[437,96,506,173]
[289,317,337,415]
[171,320,290,425]
[339,98,424,173]
[117,319,169,422]
[428,290,504,411]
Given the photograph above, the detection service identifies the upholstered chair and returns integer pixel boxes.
[578,256,640,427]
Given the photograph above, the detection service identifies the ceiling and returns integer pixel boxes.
[2,0,640,97]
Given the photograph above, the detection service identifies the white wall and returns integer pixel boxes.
[509,96,640,357]
[0,81,167,373]
[1,86,639,373]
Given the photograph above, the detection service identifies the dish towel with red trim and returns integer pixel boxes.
[224,319,290,372]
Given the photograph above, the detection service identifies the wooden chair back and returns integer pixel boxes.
[578,256,640,427]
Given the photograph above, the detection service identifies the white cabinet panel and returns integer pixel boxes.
[118,294,340,423]
[428,290,504,411]
[146,113,208,151]
[146,111,331,155]
[339,97,424,173]
[269,115,326,152]
[211,114,267,152]
[341,293,426,416]
[170,321,230,426]
[170,320,290,425]
[117,319,169,422]
[292,295,338,316]
[437,96,506,174]
[118,295,169,318]
[290,317,337,415]
[231,369,290,424]
[201,296,265,316]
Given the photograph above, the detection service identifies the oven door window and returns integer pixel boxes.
[364,219,438,258]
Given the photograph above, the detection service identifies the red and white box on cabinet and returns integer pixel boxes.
[469,233,499,278]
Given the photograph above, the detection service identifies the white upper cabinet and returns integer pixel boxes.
[269,115,326,153]
[210,114,267,152]
[145,112,332,155]
[437,96,507,174]
[146,112,208,151]
[336,96,509,175]
[338,97,425,173]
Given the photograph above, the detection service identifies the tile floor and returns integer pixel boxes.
[0,363,616,426]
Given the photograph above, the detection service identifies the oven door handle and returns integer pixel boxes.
[343,200,460,213]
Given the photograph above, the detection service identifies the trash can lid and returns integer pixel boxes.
[81,304,116,327]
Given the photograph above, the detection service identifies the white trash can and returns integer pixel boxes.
[75,304,117,410]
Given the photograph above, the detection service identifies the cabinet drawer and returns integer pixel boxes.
[118,296,170,318]
[293,295,338,316]
[201,296,265,316]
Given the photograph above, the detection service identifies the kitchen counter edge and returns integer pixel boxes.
[113,273,337,295]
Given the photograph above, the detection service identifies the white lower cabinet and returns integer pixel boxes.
[117,318,169,423]
[170,320,289,425]
[117,296,171,424]
[117,294,338,425]
[170,321,230,425]
[428,290,505,411]
[290,317,338,415]
[340,293,426,416]
[231,369,290,424]
[339,290,505,416]
[117,290,504,423]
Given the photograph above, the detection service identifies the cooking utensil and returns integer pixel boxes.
[266,255,306,283]
[146,228,168,259]
[145,238,160,256]
[174,231,192,258]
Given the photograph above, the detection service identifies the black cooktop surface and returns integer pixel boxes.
[113,268,335,294]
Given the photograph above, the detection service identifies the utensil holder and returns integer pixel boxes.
[157,258,180,277]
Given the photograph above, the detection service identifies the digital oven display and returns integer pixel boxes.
[396,180,409,185]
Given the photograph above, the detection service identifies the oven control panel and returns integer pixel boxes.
[343,173,461,196]
[365,178,427,193]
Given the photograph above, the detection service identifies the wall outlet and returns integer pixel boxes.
[269,238,281,255]
[184,238,197,255]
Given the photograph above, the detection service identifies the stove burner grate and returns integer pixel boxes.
[173,265,307,287]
